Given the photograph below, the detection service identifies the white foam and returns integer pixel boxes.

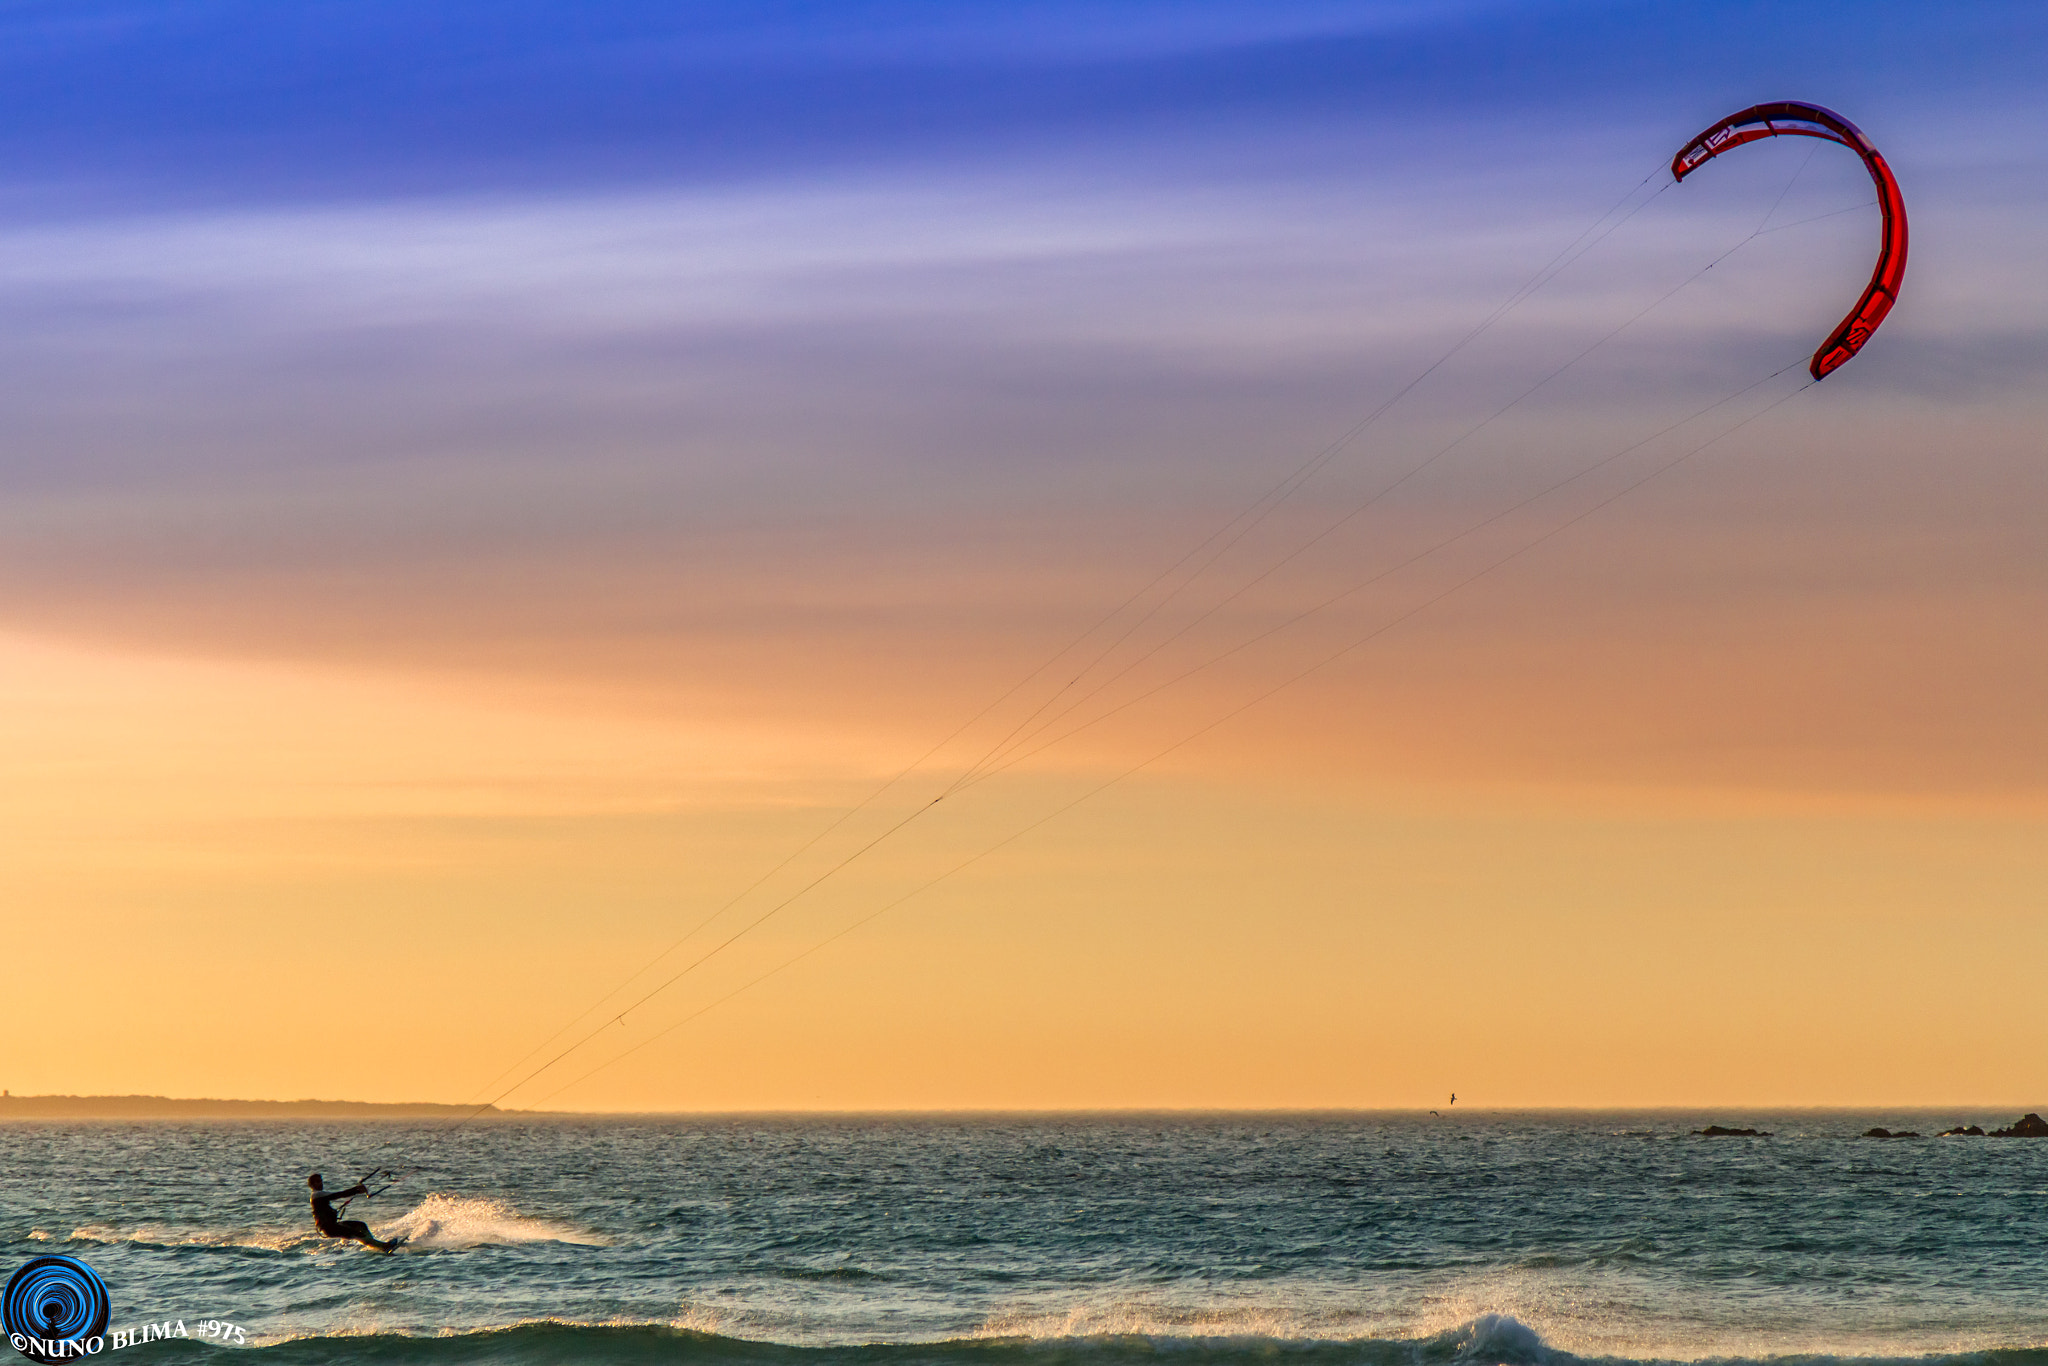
[972,1305,1571,1366]
[1432,1313,1552,1365]
[44,1224,314,1253]
[377,1194,607,1249]
[974,1301,1381,1342]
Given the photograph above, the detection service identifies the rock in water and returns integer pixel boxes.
[1990,1113,2048,1138]
[1937,1125,1986,1137]
[1693,1125,1772,1137]
[1863,1128,1921,1138]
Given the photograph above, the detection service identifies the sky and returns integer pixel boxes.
[2,0,2043,1111]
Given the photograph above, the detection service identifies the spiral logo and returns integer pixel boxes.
[4,1256,110,1362]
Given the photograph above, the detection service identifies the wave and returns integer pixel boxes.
[33,1224,315,1253]
[85,1317,2048,1366]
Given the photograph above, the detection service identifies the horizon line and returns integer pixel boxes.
[2,1093,2041,1119]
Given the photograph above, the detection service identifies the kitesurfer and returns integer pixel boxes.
[308,1173,400,1252]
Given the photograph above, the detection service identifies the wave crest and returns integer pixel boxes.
[974,1307,1561,1360]
[975,1303,1370,1342]
[1426,1314,1552,1366]
[37,1224,313,1253]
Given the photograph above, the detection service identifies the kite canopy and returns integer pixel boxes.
[1672,101,1907,380]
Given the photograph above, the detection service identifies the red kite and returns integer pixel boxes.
[1673,101,1907,380]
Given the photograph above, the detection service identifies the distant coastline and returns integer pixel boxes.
[0,1093,536,1119]
[3,1098,2043,1121]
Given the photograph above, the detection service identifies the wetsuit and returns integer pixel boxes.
[311,1184,396,1251]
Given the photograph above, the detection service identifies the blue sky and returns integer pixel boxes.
[0,1,2036,211]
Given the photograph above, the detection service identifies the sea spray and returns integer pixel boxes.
[378,1194,607,1249]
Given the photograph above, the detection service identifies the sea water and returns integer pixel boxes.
[3,1112,2044,1363]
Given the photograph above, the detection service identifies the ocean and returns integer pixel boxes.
[3,1113,2044,1364]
